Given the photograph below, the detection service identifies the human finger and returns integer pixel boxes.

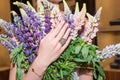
[58,37,71,54]
[53,28,71,51]
[50,21,65,37]
[55,23,68,42]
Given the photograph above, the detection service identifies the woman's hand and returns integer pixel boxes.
[38,21,71,66]
[23,21,71,80]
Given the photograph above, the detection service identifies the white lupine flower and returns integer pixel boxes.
[97,43,120,59]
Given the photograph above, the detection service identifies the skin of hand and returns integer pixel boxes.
[37,21,71,66]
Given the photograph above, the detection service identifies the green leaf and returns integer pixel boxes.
[93,69,97,79]
[16,68,23,80]
[87,55,93,64]
[95,63,106,78]
[11,43,23,63]
[75,45,82,53]
[98,74,103,80]
[81,45,89,58]
[62,70,69,76]
[74,58,87,62]
[89,50,96,56]
[60,69,63,79]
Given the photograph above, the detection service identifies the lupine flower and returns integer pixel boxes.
[80,7,102,44]
[10,1,43,63]
[28,54,36,63]
[0,34,17,52]
[70,3,86,40]
[0,19,14,37]
[13,1,36,17]
[97,43,120,59]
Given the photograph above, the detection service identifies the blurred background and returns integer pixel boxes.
[0,0,120,80]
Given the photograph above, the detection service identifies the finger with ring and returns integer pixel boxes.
[59,38,67,46]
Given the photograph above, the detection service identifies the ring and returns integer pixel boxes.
[60,38,67,46]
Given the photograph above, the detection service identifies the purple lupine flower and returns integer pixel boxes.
[12,12,23,27]
[0,34,17,52]
[13,1,36,17]
[0,19,14,37]
[24,49,32,56]
[44,9,51,34]
[97,43,120,59]
[28,54,36,63]
[28,37,33,42]
[23,43,29,48]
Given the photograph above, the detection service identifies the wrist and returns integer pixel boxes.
[33,55,48,72]
[24,55,48,80]
[37,53,52,67]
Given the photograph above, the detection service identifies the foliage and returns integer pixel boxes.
[43,37,105,80]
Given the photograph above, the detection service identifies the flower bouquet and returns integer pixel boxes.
[0,0,120,80]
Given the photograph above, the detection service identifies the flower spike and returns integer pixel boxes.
[74,2,79,16]
[27,1,36,12]
[86,13,95,22]
[63,0,71,14]
[11,11,23,29]
[37,2,45,14]
[74,3,86,22]
[19,8,28,21]
[0,19,14,37]
[94,7,102,21]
